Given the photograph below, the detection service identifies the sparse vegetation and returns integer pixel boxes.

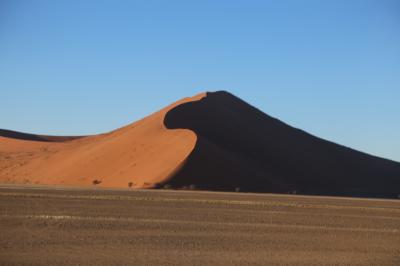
[181,184,197,190]
[163,184,172,189]
[92,179,101,185]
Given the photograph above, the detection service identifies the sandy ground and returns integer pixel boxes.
[0,185,399,265]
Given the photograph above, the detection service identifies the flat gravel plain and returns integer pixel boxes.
[0,185,399,265]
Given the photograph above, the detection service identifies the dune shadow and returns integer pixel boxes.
[164,91,400,198]
[163,91,288,193]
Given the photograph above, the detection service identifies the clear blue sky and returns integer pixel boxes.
[1,0,399,161]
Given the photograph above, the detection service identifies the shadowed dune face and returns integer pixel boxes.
[164,91,400,198]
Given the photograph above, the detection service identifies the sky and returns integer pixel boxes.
[0,0,399,161]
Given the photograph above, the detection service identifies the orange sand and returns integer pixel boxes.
[0,93,205,188]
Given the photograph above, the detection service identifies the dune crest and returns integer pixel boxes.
[1,91,399,198]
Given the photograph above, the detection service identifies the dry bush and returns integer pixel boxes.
[163,184,172,189]
[92,179,101,185]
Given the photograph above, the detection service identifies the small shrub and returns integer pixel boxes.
[92,179,101,185]
[128,182,133,188]
[163,184,172,189]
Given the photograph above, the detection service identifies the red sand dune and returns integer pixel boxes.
[1,91,399,198]
[0,93,204,188]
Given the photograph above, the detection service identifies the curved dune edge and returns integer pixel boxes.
[0,93,206,188]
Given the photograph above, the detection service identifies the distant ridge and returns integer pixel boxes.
[1,91,399,198]
[0,129,84,142]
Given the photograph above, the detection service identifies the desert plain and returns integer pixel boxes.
[1,185,399,265]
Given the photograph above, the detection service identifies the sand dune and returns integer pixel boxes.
[0,129,84,143]
[0,91,399,198]
[0,93,204,188]
[164,91,400,198]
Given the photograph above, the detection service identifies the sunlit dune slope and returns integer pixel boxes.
[0,93,205,188]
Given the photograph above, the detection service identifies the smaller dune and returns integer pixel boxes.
[0,129,85,142]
